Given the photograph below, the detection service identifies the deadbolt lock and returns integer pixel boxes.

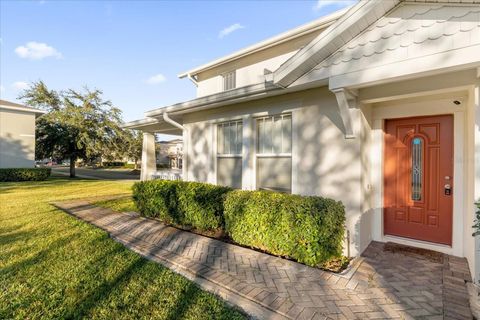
[444,184,452,195]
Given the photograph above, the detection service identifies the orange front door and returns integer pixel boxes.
[384,115,453,245]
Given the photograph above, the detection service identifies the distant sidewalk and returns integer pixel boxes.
[54,199,472,320]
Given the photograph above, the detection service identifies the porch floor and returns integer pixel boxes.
[54,200,473,320]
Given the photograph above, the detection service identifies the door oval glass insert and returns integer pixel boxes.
[412,137,423,201]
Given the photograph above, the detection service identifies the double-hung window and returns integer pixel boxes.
[217,120,242,189]
[256,114,292,193]
[222,71,236,91]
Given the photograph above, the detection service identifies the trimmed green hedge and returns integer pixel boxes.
[132,180,231,231]
[132,180,345,267]
[0,168,52,182]
[224,191,345,266]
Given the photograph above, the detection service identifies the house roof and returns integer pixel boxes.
[177,7,348,79]
[126,0,480,132]
[0,99,46,116]
[273,0,480,88]
[273,0,400,88]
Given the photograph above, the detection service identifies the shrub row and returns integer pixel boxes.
[132,180,345,266]
[224,190,345,266]
[0,168,51,182]
[133,180,231,231]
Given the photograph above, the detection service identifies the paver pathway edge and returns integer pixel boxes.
[52,199,473,320]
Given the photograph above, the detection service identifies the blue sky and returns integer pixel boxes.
[1,0,354,123]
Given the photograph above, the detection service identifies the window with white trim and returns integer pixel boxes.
[217,120,242,189]
[222,71,236,91]
[256,114,292,193]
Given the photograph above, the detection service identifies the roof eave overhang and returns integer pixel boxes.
[0,104,47,116]
[126,78,328,132]
[144,82,282,118]
[123,118,183,134]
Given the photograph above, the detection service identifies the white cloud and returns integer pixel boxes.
[0,85,5,93]
[313,0,356,12]
[145,74,166,85]
[14,42,62,60]
[12,81,29,91]
[218,23,245,39]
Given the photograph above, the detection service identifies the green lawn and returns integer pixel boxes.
[0,177,245,320]
[95,196,138,213]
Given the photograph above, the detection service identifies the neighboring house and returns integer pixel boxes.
[156,139,183,169]
[125,0,480,283]
[0,99,46,168]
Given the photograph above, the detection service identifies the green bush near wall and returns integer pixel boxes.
[224,191,345,266]
[0,168,52,182]
[132,180,231,231]
[132,180,346,267]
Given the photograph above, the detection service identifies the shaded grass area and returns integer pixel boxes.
[0,178,245,320]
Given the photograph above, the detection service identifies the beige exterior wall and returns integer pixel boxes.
[0,109,37,168]
[181,69,480,278]
[196,31,325,97]
[183,87,367,256]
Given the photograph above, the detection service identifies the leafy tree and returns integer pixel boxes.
[125,130,143,170]
[20,81,125,178]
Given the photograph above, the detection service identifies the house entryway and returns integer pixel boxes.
[384,115,454,245]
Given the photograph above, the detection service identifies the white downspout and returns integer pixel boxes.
[163,112,184,131]
[163,112,187,180]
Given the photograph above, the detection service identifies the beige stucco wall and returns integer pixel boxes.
[182,68,480,274]
[0,109,36,168]
[183,87,368,256]
[196,30,325,97]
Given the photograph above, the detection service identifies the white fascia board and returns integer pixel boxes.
[273,0,399,88]
[144,82,281,117]
[0,104,47,115]
[177,8,348,79]
[122,117,160,129]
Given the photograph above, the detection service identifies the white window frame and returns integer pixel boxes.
[222,70,236,91]
[255,114,292,192]
[216,120,243,188]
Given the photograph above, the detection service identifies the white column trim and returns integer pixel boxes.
[241,115,254,190]
[140,132,156,181]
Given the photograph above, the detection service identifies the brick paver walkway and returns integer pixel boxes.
[54,199,473,320]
